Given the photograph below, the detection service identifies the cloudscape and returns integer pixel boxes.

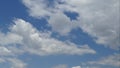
[0,0,120,68]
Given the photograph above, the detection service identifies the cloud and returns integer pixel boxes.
[0,32,23,45]
[0,19,96,56]
[72,66,81,68]
[0,58,5,63]
[0,58,26,68]
[22,0,120,50]
[22,0,52,18]
[52,64,82,68]
[52,64,68,68]
[87,53,120,67]
[0,46,12,56]
[8,58,27,68]
[12,19,96,56]
[53,64,99,68]
[52,54,120,68]
[48,12,78,35]
[76,0,120,50]
[0,18,96,68]
[22,0,79,35]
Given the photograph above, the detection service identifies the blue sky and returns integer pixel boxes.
[0,0,120,68]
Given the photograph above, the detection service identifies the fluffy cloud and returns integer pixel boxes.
[48,12,78,35]
[76,0,120,50]
[22,0,120,50]
[22,0,79,35]
[13,19,96,55]
[0,18,96,68]
[0,19,95,56]
[0,32,23,45]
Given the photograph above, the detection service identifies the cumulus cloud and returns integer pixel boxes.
[0,32,23,45]
[76,0,120,50]
[0,19,95,56]
[22,0,79,35]
[12,19,96,55]
[48,12,78,35]
[22,0,120,50]
[0,18,96,68]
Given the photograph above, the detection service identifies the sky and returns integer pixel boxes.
[0,0,120,68]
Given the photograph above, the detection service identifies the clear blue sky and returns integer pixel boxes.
[0,0,119,68]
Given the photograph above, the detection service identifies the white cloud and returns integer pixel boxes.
[0,18,96,68]
[76,0,120,50]
[53,64,99,68]
[12,19,96,56]
[72,66,81,68]
[0,19,96,56]
[8,58,27,68]
[52,54,120,68]
[22,0,52,18]
[52,64,82,68]
[0,57,26,68]
[87,54,120,67]
[48,12,78,35]
[0,32,23,45]
[22,0,120,50]
[22,0,79,35]
[0,46,12,56]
